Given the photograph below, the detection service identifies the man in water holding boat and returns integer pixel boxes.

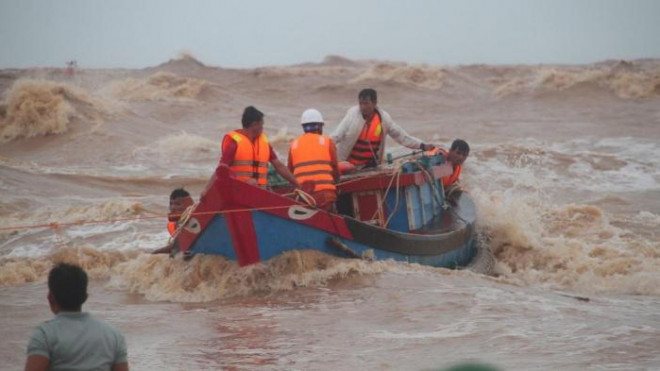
[153,188,194,254]
[166,188,194,236]
[331,88,435,168]
[440,139,469,188]
[288,109,339,211]
[426,139,470,190]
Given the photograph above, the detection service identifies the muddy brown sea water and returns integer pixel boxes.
[1,56,659,370]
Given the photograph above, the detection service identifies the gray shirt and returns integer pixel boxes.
[27,312,127,371]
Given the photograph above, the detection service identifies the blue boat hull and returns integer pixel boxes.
[174,155,478,268]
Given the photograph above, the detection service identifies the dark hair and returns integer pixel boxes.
[48,263,88,311]
[358,88,377,103]
[170,188,190,200]
[241,106,264,128]
[450,139,470,155]
[302,122,323,133]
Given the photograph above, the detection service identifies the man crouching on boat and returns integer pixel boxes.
[331,88,435,169]
[288,109,340,211]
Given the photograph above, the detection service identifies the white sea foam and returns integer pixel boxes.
[2,57,660,371]
[469,137,660,195]
[368,322,476,340]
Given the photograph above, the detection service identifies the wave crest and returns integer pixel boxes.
[350,63,445,90]
[133,131,218,164]
[1,199,146,239]
[0,246,137,286]
[0,80,107,142]
[493,64,660,99]
[473,189,660,295]
[252,65,353,78]
[111,250,391,302]
[106,72,208,101]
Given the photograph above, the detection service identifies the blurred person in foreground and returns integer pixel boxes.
[25,263,129,371]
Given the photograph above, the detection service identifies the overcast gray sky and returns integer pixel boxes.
[1,0,659,68]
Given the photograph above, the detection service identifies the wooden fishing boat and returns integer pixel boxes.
[172,152,479,268]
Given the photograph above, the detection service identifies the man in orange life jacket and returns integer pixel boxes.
[207,106,300,192]
[438,139,470,188]
[215,106,300,188]
[287,109,339,211]
[331,88,435,168]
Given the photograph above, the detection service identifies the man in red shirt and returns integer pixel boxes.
[204,106,299,195]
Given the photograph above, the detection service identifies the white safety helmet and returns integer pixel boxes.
[300,108,324,125]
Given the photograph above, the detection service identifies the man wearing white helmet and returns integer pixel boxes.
[331,88,435,168]
[287,109,339,211]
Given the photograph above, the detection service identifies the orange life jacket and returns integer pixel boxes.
[443,164,462,187]
[227,131,270,186]
[432,148,462,187]
[290,133,336,192]
[348,113,382,166]
[167,221,177,236]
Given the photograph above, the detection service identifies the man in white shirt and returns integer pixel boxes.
[331,88,435,168]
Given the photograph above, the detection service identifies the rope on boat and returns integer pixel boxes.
[0,204,297,252]
[413,159,448,211]
[372,166,403,227]
[361,156,446,228]
[291,188,317,208]
[167,203,196,245]
[383,169,403,227]
[0,205,294,233]
[0,215,165,233]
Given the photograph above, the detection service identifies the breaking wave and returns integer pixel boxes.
[106,72,208,101]
[0,79,109,142]
[252,65,354,78]
[58,199,147,223]
[350,63,445,90]
[493,63,660,99]
[464,137,660,296]
[109,250,393,302]
[472,185,660,296]
[473,137,660,194]
[0,246,138,286]
[0,199,147,239]
[134,131,219,163]
[320,55,363,67]
[0,246,394,302]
